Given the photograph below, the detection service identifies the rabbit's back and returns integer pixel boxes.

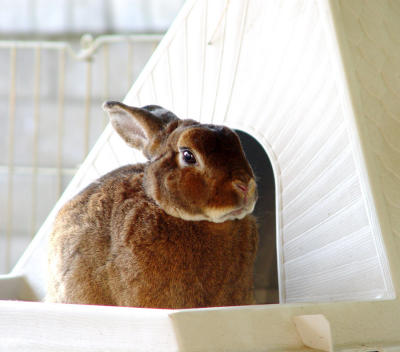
[47,164,258,308]
[47,164,144,305]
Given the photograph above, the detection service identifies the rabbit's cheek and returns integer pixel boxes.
[203,186,239,218]
[179,171,208,203]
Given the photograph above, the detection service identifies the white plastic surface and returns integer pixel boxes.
[1,0,400,351]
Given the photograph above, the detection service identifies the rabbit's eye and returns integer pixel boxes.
[181,149,196,165]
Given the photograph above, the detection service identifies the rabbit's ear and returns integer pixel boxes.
[103,101,177,151]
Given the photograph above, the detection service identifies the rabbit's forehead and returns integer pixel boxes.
[177,126,240,154]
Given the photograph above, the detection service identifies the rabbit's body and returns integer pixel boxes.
[48,164,257,308]
[47,102,258,308]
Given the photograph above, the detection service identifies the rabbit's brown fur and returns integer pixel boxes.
[47,102,258,308]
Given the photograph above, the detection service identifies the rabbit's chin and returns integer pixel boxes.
[166,200,256,223]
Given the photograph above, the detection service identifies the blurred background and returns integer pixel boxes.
[0,0,185,274]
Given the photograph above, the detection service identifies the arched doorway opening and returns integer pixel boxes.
[236,130,278,304]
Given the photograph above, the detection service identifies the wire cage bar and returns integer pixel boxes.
[0,34,162,274]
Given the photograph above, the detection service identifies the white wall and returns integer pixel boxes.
[0,0,184,35]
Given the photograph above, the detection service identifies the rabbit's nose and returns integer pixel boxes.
[233,179,256,198]
[233,180,248,194]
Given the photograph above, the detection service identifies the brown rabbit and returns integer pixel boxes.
[47,101,258,308]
